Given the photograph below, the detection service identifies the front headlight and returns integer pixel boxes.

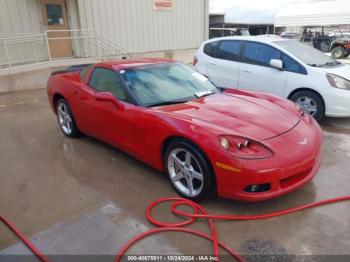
[326,74,350,90]
[218,135,274,159]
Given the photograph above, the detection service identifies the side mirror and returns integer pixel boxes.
[270,59,284,70]
[95,92,124,109]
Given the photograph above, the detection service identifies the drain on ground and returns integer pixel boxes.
[240,239,288,262]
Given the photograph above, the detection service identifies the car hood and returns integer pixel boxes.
[156,93,301,141]
[320,64,350,80]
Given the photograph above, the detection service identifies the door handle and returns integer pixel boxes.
[209,62,216,66]
[243,70,251,73]
[73,87,78,96]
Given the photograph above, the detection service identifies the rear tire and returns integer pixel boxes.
[290,90,325,121]
[331,46,346,59]
[164,140,215,202]
[56,99,81,138]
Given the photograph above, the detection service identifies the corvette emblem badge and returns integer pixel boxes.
[299,138,308,145]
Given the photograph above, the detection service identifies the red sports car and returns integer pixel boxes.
[47,58,323,201]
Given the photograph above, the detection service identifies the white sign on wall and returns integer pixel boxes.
[153,0,172,11]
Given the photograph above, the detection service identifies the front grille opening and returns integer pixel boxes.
[280,168,312,189]
[244,183,271,193]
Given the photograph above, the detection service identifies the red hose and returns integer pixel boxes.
[1,195,350,262]
[0,215,49,262]
[115,196,350,262]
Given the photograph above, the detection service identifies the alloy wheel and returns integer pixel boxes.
[167,148,204,197]
[57,102,73,135]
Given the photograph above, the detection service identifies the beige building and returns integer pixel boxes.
[0,0,209,71]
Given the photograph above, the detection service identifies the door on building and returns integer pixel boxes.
[40,0,72,58]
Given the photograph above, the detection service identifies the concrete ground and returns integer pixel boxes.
[338,57,350,64]
[0,89,350,262]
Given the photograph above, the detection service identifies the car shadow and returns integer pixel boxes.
[320,116,350,134]
[58,132,319,217]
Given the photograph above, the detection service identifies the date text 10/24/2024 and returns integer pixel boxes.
[126,255,219,261]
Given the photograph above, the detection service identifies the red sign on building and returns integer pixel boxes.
[153,0,172,11]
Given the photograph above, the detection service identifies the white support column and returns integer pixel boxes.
[32,42,38,63]
[4,42,11,68]
[96,30,102,60]
[203,0,210,40]
[45,31,52,62]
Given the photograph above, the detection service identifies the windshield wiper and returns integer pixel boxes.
[307,63,319,67]
[320,61,341,67]
[148,100,188,107]
[194,90,214,98]
[149,90,215,107]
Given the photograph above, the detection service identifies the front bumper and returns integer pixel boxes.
[324,86,350,117]
[212,116,323,202]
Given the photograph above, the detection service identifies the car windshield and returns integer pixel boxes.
[121,62,220,107]
[274,40,340,67]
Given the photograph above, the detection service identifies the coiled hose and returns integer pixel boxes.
[1,195,350,262]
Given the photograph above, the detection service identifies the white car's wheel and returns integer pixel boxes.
[291,91,325,121]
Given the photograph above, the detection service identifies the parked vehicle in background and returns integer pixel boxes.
[298,27,350,56]
[312,33,350,57]
[194,36,350,121]
[312,35,332,52]
[313,31,350,57]
[280,32,299,39]
[209,28,250,39]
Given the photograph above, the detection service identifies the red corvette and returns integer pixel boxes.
[47,58,323,201]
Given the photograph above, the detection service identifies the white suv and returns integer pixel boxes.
[194,35,350,120]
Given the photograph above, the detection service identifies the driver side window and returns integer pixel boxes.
[243,42,281,66]
[281,54,307,75]
[89,68,127,101]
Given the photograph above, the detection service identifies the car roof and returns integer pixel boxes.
[205,35,289,44]
[95,58,175,71]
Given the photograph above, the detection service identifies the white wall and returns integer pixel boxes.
[76,0,209,53]
[0,0,42,37]
[0,0,48,66]
[0,0,208,67]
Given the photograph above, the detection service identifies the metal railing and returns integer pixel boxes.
[0,29,133,70]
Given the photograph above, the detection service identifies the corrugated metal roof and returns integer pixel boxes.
[275,0,350,26]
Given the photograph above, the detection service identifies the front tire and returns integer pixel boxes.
[331,46,346,59]
[290,90,325,121]
[164,140,215,202]
[56,99,81,138]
